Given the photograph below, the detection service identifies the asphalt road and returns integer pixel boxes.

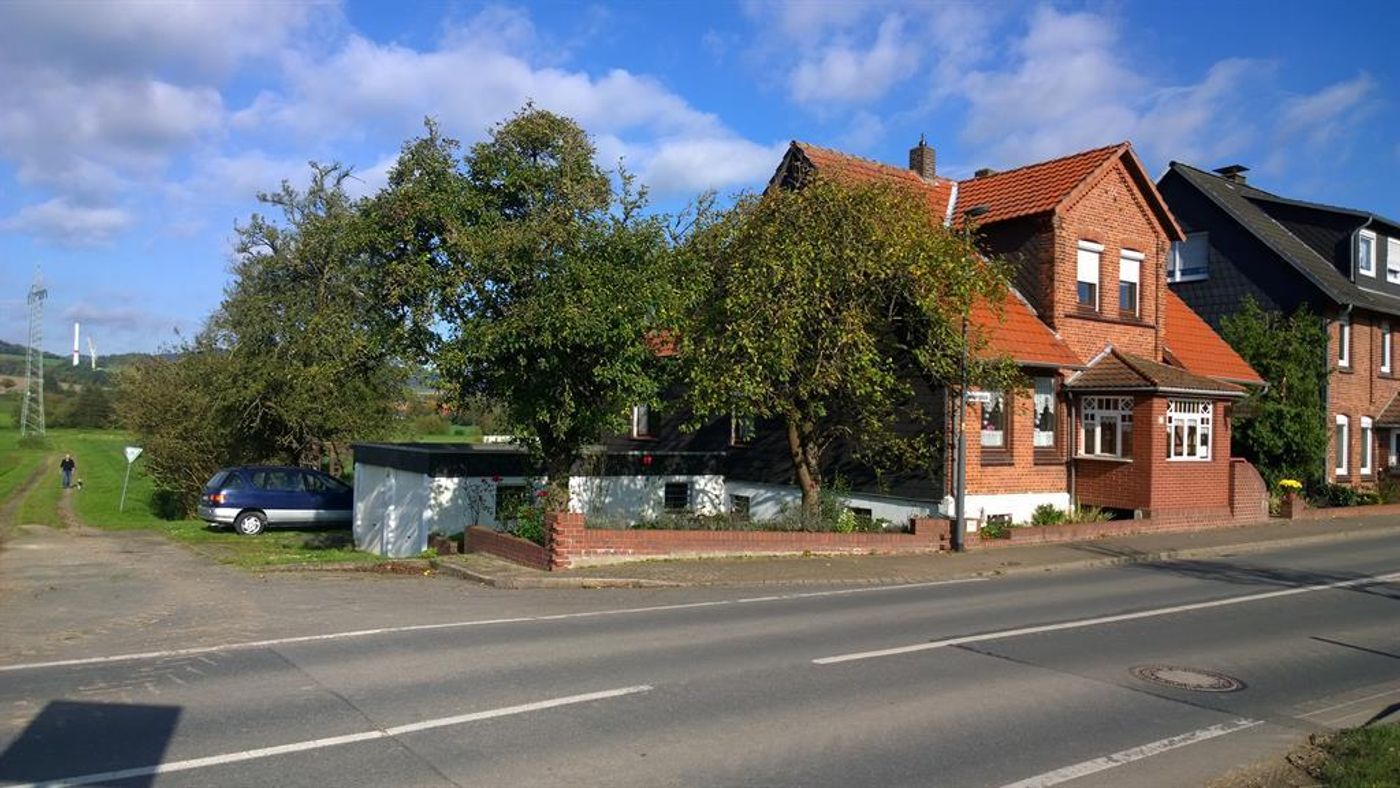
[0,532,1397,787]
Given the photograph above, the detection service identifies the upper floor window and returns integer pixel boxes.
[1077,241,1102,310]
[1169,233,1209,282]
[1383,322,1392,375]
[1119,250,1143,317]
[1080,396,1133,459]
[1033,377,1056,449]
[1389,238,1400,284]
[631,404,653,438]
[1359,230,1377,278]
[1166,400,1212,461]
[1338,316,1351,368]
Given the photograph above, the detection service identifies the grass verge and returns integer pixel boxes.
[1319,723,1400,787]
[3,426,379,568]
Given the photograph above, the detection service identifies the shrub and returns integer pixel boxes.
[1378,476,1400,504]
[1030,503,1065,526]
[1313,483,1360,508]
[508,502,547,546]
[149,488,189,520]
[1065,505,1111,523]
[833,508,856,534]
[980,518,1012,539]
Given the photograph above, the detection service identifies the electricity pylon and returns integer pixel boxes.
[20,272,47,439]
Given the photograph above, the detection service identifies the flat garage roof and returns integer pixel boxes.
[352,442,540,478]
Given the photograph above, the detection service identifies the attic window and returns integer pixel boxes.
[1388,238,1400,284]
[1077,241,1102,310]
[1359,230,1377,278]
[1169,233,1209,282]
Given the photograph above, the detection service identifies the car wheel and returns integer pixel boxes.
[234,511,267,536]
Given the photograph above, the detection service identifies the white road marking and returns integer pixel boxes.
[1300,686,1400,719]
[11,685,652,788]
[999,718,1263,788]
[814,570,1400,665]
[0,578,984,673]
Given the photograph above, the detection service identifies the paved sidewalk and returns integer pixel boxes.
[435,514,1400,588]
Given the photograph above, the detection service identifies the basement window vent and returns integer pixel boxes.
[664,482,691,512]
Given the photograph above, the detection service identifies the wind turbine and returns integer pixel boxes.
[87,336,97,370]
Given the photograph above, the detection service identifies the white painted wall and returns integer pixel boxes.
[939,491,1072,532]
[354,465,538,557]
[569,474,726,523]
[724,481,938,525]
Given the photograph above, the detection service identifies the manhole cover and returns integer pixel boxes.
[1130,664,1245,692]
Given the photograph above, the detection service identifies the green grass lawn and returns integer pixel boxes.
[1,425,380,568]
[1320,723,1400,786]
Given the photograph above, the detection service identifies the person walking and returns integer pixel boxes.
[60,453,76,489]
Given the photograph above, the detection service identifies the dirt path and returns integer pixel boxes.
[0,462,46,542]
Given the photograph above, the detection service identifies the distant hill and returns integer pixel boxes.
[0,339,61,360]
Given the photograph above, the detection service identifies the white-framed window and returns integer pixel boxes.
[730,414,754,446]
[1077,240,1102,310]
[1383,322,1392,374]
[1390,429,1400,468]
[980,391,1006,448]
[1167,400,1213,461]
[1335,414,1349,477]
[1361,416,1374,476]
[1359,230,1377,278]
[1338,316,1351,368]
[631,404,652,438]
[1119,250,1142,317]
[1387,237,1400,284]
[1033,376,1056,448]
[1169,232,1209,282]
[1080,396,1133,458]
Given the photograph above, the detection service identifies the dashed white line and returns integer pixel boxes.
[998,718,1262,787]
[814,570,1400,665]
[10,685,653,788]
[0,578,984,673]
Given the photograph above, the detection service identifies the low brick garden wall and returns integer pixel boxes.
[466,526,550,570]
[466,514,953,570]
[1281,496,1400,521]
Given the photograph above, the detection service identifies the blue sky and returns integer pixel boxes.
[2,0,1397,354]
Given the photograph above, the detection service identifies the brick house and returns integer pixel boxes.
[573,140,1265,533]
[1158,162,1400,486]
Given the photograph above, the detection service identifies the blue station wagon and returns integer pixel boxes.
[198,466,353,536]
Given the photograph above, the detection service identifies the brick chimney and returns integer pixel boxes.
[909,135,936,180]
[1214,164,1249,184]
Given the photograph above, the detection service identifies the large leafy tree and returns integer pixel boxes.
[370,108,677,489]
[681,175,1013,517]
[209,163,407,470]
[1220,298,1329,486]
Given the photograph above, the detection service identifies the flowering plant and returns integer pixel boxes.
[1278,479,1303,491]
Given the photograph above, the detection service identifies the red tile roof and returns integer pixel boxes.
[1162,290,1264,385]
[969,289,1083,369]
[956,143,1126,226]
[790,141,956,220]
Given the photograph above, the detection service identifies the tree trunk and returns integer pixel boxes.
[786,419,821,519]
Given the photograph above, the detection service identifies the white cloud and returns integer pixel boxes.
[742,0,869,40]
[240,7,780,198]
[0,1,322,79]
[640,138,791,195]
[789,16,920,105]
[0,198,135,247]
[1277,74,1375,148]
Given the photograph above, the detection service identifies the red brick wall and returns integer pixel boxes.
[961,382,1069,496]
[466,526,550,570]
[1229,458,1268,522]
[545,512,949,570]
[1053,161,1170,362]
[1073,395,1238,518]
[1327,310,1400,485]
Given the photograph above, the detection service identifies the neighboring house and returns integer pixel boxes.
[1158,162,1400,486]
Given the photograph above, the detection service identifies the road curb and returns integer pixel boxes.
[436,521,1400,589]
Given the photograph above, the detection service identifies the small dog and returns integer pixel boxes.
[74,479,84,491]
